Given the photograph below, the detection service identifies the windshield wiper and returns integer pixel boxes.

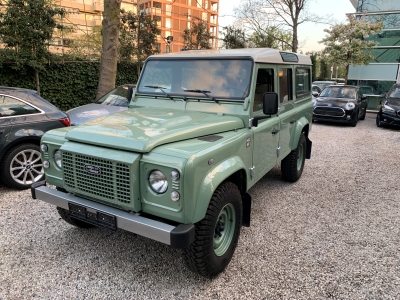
[144,85,172,99]
[184,89,216,101]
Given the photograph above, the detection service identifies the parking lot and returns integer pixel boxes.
[1,113,399,299]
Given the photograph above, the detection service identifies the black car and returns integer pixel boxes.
[312,85,367,127]
[67,84,135,125]
[376,84,400,128]
[0,87,70,189]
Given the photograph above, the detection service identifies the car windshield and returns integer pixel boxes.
[319,86,356,99]
[96,85,135,107]
[389,86,400,98]
[313,81,335,89]
[137,59,252,100]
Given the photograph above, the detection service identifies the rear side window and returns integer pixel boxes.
[0,95,40,117]
[296,68,311,98]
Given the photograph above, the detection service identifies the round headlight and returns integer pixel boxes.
[40,144,48,152]
[54,150,62,168]
[171,170,180,181]
[149,170,168,193]
[345,102,355,110]
[171,191,180,201]
[43,160,50,169]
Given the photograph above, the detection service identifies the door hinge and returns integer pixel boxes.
[250,166,255,178]
[277,146,281,158]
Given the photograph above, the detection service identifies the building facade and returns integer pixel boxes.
[138,0,219,53]
[347,0,400,95]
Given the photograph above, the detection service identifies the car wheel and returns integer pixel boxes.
[57,207,95,228]
[360,110,366,120]
[183,182,242,277]
[281,133,306,182]
[351,110,359,127]
[0,143,44,189]
[376,114,382,127]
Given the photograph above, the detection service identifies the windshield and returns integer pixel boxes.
[137,59,252,100]
[319,86,356,99]
[389,86,400,98]
[96,85,135,107]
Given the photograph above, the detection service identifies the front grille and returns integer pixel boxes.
[314,106,345,117]
[63,152,132,204]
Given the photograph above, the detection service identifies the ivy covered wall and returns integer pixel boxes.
[0,62,138,111]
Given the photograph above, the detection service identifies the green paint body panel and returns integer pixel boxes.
[39,51,313,230]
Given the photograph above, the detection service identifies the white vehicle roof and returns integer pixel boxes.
[154,48,312,65]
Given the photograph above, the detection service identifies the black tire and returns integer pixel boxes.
[360,109,366,120]
[57,207,95,228]
[0,143,44,190]
[350,110,359,127]
[183,182,242,277]
[281,133,306,182]
[376,113,382,127]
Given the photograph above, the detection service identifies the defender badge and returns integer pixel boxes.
[246,137,251,148]
[84,164,102,175]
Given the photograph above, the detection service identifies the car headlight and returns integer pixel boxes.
[312,99,317,106]
[345,102,355,110]
[54,150,62,168]
[149,170,168,193]
[40,144,48,152]
[382,103,395,112]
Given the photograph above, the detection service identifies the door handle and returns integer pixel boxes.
[272,129,280,135]
[290,119,296,124]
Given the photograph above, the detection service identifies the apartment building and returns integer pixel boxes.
[137,0,219,53]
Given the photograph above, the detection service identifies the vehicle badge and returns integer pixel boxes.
[84,164,102,175]
[246,137,251,148]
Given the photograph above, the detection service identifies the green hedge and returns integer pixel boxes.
[0,62,138,111]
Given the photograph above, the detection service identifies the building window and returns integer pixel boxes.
[166,4,172,16]
[165,18,171,28]
[202,12,207,21]
[197,0,202,8]
[188,9,191,19]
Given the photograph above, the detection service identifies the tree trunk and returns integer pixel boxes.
[292,23,298,53]
[35,69,41,96]
[96,0,122,101]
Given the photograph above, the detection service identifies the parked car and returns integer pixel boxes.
[376,83,400,128]
[67,84,136,125]
[312,81,337,90]
[312,84,322,98]
[312,85,367,127]
[0,87,70,189]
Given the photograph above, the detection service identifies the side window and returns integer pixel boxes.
[279,68,292,103]
[0,95,40,117]
[296,68,311,98]
[253,69,274,112]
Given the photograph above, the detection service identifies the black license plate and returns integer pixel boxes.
[68,203,117,231]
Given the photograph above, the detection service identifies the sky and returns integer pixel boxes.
[218,0,356,53]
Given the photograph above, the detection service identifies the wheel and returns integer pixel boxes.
[376,113,382,127]
[57,207,95,228]
[350,110,359,127]
[360,110,366,120]
[0,143,44,189]
[281,133,306,182]
[183,182,242,277]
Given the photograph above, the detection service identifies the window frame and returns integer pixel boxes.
[0,94,44,119]
[295,67,311,99]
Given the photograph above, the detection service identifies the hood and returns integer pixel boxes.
[315,97,355,108]
[387,98,400,108]
[67,103,128,126]
[64,107,244,152]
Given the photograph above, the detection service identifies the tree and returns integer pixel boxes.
[320,15,383,82]
[0,0,65,94]
[67,25,102,60]
[96,0,121,100]
[119,10,161,77]
[247,27,292,50]
[235,0,330,53]
[182,17,214,49]
[220,26,247,49]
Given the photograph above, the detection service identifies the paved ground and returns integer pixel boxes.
[1,113,400,299]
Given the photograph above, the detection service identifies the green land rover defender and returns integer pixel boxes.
[32,48,313,277]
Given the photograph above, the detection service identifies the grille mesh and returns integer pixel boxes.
[314,107,345,117]
[62,152,131,204]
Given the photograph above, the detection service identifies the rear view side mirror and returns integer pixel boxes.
[263,92,279,115]
[312,91,319,97]
[127,86,134,102]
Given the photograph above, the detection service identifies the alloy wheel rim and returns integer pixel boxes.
[9,149,44,185]
[213,203,236,256]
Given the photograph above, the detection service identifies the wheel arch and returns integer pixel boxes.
[191,156,248,224]
[0,136,41,163]
[290,118,311,159]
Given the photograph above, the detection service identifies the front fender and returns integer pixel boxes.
[191,156,246,223]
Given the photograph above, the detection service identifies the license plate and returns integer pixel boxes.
[68,203,117,231]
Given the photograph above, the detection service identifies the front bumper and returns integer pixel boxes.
[380,112,400,127]
[31,181,195,249]
[313,107,357,123]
